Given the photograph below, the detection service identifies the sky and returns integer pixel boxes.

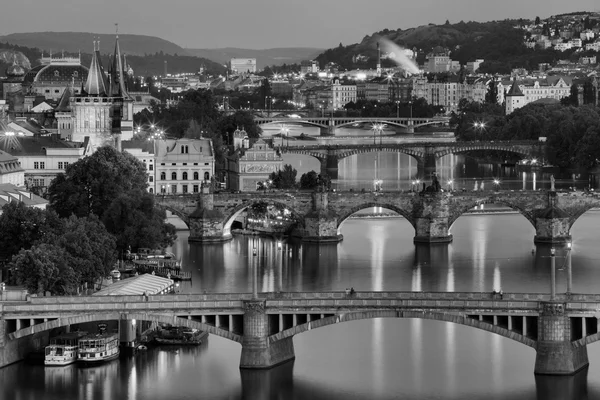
[1,0,599,49]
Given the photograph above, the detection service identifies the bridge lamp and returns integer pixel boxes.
[447,180,453,190]
[531,158,537,164]
[278,241,282,250]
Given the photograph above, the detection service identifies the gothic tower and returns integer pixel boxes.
[107,34,134,150]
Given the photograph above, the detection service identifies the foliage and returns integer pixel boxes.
[47,146,148,219]
[300,170,319,189]
[0,202,64,261]
[9,243,77,296]
[216,110,262,143]
[268,164,297,189]
[102,191,177,253]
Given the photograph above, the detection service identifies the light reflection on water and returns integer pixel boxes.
[4,212,600,399]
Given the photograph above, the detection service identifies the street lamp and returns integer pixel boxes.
[493,179,501,191]
[395,100,400,118]
[566,242,572,296]
[447,179,453,191]
[550,247,556,300]
[473,121,486,141]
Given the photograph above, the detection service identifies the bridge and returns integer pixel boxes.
[1,290,598,374]
[158,189,595,244]
[254,116,450,134]
[276,140,543,179]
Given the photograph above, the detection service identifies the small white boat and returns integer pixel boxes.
[44,332,87,366]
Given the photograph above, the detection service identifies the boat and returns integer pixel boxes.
[77,332,120,365]
[110,269,121,280]
[154,326,208,345]
[44,331,87,366]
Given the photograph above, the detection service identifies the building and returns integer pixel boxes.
[411,75,487,112]
[0,183,47,213]
[230,58,257,74]
[425,55,460,73]
[466,59,484,73]
[501,77,572,114]
[331,78,357,109]
[0,135,88,193]
[70,37,134,152]
[226,139,282,192]
[23,54,88,101]
[1,63,26,100]
[0,149,24,186]
[121,140,155,193]
[300,60,318,75]
[154,138,215,195]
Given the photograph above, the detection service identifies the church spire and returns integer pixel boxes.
[108,30,132,99]
[84,40,108,96]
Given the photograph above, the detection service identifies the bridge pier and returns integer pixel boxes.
[413,193,453,243]
[534,193,572,244]
[302,192,342,242]
[416,150,436,181]
[188,187,231,243]
[119,318,136,350]
[319,155,339,180]
[240,300,295,369]
[534,302,589,375]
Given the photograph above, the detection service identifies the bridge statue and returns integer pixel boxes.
[422,172,441,193]
[551,175,555,191]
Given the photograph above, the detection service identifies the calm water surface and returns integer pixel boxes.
[3,210,600,399]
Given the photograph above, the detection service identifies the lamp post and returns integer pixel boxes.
[493,179,501,191]
[395,100,400,118]
[566,242,572,296]
[252,237,258,299]
[473,121,486,141]
[550,247,556,300]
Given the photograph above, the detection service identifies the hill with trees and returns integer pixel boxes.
[315,18,598,74]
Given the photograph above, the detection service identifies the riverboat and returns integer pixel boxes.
[44,332,87,366]
[77,332,120,365]
[154,326,208,345]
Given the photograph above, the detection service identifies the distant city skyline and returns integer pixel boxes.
[1,0,599,49]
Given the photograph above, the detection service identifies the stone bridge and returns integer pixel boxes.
[279,141,543,179]
[2,290,599,374]
[254,116,450,134]
[158,189,599,244]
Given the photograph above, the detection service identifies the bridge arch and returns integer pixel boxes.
[435,144,534,160]
[448,197,536,228]
[223,200,306,237]
[256,120,329,129]
[161,205,190,229]
[269,310,536,348]
[335,120,408,129]
[7,312,242,343]
[336,203,415,233]
[335,148,424,163]
[281,150,326,164]
[566,205,600,229]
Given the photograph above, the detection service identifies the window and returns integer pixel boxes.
[204,172,210,180]
[161,163,165,166]
[182,185,188,194]
[204,163,209,166]
[183,163,187,166]
[149,176,153,182]
[171,172,177,180]
[193,172,199,180]
[64,162,69,168]
[34,162,39,169]
[182,172,188,180]
[160,186,166,194]
[193,163,198,166]
[149,188,153,194]
[54,70,60,77]
[73,71,78,77]
[33,178,44,187]
[181,145,189,154]
[171,185,177,194]
[54,90,60,93]
[193,185,199,193]
[149,164,153,171]
[160,172,166,180]
[58,162,64,169]
[172,163,176,166]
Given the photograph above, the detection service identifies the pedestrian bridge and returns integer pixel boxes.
[1,291,599,374]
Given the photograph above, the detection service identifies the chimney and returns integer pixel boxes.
[164,60,168,77]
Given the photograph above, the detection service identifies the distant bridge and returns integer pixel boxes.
[1,290,597,374]
[277,140,544,179]
[159,189,597,245]
[254,116,450,134]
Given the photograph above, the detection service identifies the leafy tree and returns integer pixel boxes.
[102,191,177,253]
[269,164,297,189]
[47,146,148,219]
[9,243,77,296]
[535,16,541,25]
[48,215,117,288]
[0,202,64,261]
[300,170,319,189]
[215,110,262,143]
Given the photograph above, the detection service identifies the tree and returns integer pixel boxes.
[47,215,117,288]
[102,191,177,253]
[269,164,297,189]
[0,202,64,261]
[47,146,148,220]
[300,171,319,189]
[9,243,78,296]
[535,16,541,25]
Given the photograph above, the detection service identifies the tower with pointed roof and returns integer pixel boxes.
[376,42,382,77]
[107,33,135,148]
[505,79,525,115]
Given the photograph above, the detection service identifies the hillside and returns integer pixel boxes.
[185,47,323,69]
[316,19,534,71]
[0,32,189,57]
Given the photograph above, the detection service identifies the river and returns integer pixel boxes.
[2,144,599,399]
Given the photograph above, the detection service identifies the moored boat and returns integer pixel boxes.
[154,326,208,345]
[77,332,120,365]
[44,331,87,366]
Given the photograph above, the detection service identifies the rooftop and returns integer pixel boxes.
[93,273,175,296]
